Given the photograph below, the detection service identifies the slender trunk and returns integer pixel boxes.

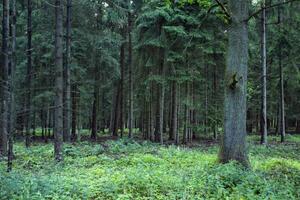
[54,0,64,161]
[47,106,51,140]
[168,87,173,140]
[183,82,189,144]
[260,1,268,144]
[192,82,196,140]
[219,0,249,167]
[63,0,72,142]
[296,120,300,133]
[71,84,77,141]
[205,65,208,135]
[91,95,97,140]
[7,0,16,172]
[91,70,99,140]
[170,81,178,144]
[25,0,32,148]
[128,10,134,138]
[278,6,286,143]
[0,0,10,157]
[176,84,181,144]
[112,84,121,137]
[100,90,106,132]
[154,48,165,144]
[213,57,218,140]
[279,45,286,142]
[119,41,125,137]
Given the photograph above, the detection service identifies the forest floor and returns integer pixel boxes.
[0,135,299,200]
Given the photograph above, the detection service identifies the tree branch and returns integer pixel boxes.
[246,0,300,21]
[214,0,231,19]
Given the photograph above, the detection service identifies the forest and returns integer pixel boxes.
[0,0,300,199]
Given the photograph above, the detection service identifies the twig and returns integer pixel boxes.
[214,0,231,19]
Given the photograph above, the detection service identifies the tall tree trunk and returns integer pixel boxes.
[25,0,32,148]
[219,0,249,166]
[54,0,64,162]
[278,6,286,143]
[154,48,165,144]
[7,0,16,172]
[213,56,218,140]
[183,82,189,144]
[260,0,268,144]
[119,40,125,138]
[63,0,72,142]
[170,80,178,144]
[91,68,100,140]
[205,65,208,136]
[128,9,134,138]
[112,84,121,137]
[0,0,9,157]
[71,84,77,141]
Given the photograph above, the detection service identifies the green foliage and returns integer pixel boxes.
[1,136,299,200]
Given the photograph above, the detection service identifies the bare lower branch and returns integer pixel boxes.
[247,0,300,21]
[214,0,231,18]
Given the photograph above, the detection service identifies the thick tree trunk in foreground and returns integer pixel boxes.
[0,0,9,157]
[54,0,64,162]
[63,0,72,142]
[219,0,249,166]
[260,1,268,145]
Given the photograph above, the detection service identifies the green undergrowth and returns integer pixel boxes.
[0,135,299,200]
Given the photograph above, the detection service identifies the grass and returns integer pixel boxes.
[0,135,299,200]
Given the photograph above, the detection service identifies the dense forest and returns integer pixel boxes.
[1,0,300,199]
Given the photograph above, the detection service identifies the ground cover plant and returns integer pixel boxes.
[1,135,299,200]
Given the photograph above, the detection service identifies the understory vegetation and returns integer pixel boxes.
[1,135,299,200]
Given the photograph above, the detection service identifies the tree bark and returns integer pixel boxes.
[63,0,72,142]
[219,0,249,167]
[0,0,9,157]
[25,0,32,148]
[54,0,64,162]
[170,80,178,144]
[91,67,100,140]
[154,48,165,144]
[278,6,286,143]
[7,0,16,172]
[213,56,218,140]
[71,84,77,141]
[183,82,189,144]
[128,9,134,138]
[112,84,121,137]
[260,0,268,144]
[119,40,125,137]
[205,65,208,136]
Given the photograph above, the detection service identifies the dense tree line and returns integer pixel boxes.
[1,0,300,170]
